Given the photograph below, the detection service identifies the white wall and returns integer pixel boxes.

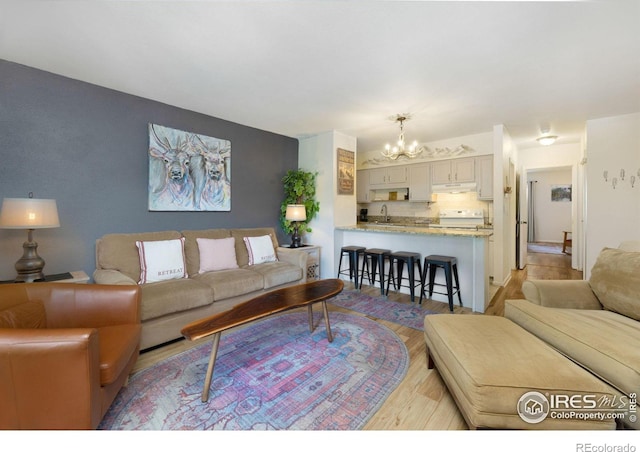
[357,131,493,169]
[299,131,358,279]
[528,168,572,243]
[492,125,514,286]
[585,112,640,278]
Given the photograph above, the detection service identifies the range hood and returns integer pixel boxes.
[431,182,477,194]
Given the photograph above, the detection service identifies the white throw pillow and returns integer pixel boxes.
[197,237,239,273]
[243,235,278,265]
[136,237,187,284]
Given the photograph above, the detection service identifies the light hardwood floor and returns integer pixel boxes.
[132,245,581,430]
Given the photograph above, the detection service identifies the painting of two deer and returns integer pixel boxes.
[148,123,231,211]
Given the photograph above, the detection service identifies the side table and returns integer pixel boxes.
[282,244,321,280]
[50,270,90,284]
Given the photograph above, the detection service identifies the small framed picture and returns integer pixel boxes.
[337,148,354,195]
[551,184,571,202]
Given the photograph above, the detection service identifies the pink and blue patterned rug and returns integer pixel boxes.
[329,289,437,330]
[99,311,408,430]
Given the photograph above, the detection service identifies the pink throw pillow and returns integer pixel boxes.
[197,237,239,273]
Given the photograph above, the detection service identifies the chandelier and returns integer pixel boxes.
[381,114,424,160]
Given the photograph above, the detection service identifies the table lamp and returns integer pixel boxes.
[0,197,60,282]
[285,204,306,248]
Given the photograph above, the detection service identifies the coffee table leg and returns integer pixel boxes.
[202,332,221,403]
[322,300,333,342]
[308,304,313,333]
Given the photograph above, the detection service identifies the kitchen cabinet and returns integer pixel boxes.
[356,170,370,202]
[476,155,494,200]
[409,163,431,201]
[431,157,475,185]
[368,166,408,188]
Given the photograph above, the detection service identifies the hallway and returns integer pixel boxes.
[486,242,582,316]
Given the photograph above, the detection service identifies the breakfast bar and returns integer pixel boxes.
[334,223,493,313]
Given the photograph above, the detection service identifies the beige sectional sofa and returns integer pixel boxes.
[94,227,308,350]
[505,247,640,429]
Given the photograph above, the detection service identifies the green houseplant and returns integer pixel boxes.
[280,169,320,240]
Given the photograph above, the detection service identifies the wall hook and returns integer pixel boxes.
[603,170,608,182]
[620,169,625,181]
[612,177,618,189]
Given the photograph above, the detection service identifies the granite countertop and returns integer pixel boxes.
[337,223,493,238]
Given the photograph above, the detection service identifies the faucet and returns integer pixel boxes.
[381,204,388,223]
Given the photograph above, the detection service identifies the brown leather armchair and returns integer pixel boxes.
[0,283,141,429]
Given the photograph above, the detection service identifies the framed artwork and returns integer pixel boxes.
[337,148,354,195]
[148,123,231,211]
[551,184,571,202]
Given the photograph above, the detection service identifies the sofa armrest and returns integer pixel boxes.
[276,247,309,274]
[521,280,603,309]
[93,269,137,285]
[0,328,102,429]
[25,283,141,329]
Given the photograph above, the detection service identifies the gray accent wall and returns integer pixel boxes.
[0,60,298,281]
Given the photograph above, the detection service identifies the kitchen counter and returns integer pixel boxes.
[339,223,493,238]
[334,223,492,313]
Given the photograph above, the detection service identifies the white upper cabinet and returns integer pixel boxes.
[356,170,370,202]
[409,163,431,201]
[476,155,494,200]
[368,166,408,188]
[431,157,475,184]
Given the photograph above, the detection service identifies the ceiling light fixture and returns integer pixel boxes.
[381,114,424,160]
[536,126,557,146]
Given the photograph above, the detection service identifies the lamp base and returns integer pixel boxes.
[290,224,302,248]
[15,240,46,283]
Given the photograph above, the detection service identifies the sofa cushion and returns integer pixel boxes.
[231,228,279,267]
[246,261,303,289]
[424,315,617,430]
[193,268,264,300]
[505,299,640,397]
[589,247,640,321]
[96,231,182,282]
[0,301,46,329]
[139,279,214,321]
[243,235,278,265]
[181,229,231,276]
[97,324,141,386]
[136,237,187,284]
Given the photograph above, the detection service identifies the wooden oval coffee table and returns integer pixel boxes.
[181,278,344,402]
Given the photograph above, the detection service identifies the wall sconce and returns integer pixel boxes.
[0,196,60,282]
[285,204,306,248]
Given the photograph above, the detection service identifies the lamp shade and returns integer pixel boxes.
[0,198,60,229]
[285,204,307,221]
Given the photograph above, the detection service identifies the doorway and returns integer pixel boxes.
[519,166,573,269]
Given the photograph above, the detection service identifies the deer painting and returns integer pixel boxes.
[148,124,231,211]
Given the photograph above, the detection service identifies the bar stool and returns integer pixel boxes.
[420,255,462,312]
[385,251,422,303]
[337,246,366,289]
[359,248,392,296]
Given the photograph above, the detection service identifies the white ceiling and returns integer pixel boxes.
[1,1,639,152]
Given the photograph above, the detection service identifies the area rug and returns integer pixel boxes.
[99,311,408,430]
[329,289,437,331]
[528,242,564,255]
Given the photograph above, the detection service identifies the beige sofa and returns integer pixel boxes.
[94,227,308,350]
[505,247,640,429]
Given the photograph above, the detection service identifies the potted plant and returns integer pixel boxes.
[280,169,320,242]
